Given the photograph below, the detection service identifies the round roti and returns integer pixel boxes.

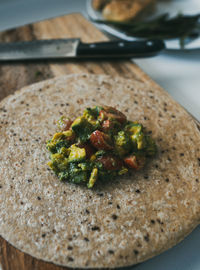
[0,74,199,268]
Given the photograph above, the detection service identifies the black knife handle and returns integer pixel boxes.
[76,39,165,58]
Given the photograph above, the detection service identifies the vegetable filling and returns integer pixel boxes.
[47,106,157,188]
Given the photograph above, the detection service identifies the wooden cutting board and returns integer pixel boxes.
[0,13,199,270]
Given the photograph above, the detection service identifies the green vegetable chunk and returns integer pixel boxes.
[114,131,131,156]
[72,116,96,142]
[46,106,157,188]
[88,168,98,188]
[68,145,86,162]
[125,122,146,150]
[48,153,68,172]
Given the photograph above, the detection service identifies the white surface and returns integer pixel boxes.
[0,1,199,270]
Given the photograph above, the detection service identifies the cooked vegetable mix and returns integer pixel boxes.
[47,106,157,188]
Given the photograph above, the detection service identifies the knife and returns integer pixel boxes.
[0,38,165,61]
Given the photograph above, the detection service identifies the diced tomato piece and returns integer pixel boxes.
[78,143,95,158]
[124,155,145,170]
[101,120,114,133]
[99,106,126,124]
[97,155,123,171]
[64,120,73,131]
[58,118,73,131]
[90,130,113,150]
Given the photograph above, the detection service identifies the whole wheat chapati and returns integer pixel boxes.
[0,74,199,268]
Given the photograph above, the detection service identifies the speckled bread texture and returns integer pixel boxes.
[0,74,200,268]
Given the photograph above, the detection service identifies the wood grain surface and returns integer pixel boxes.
[0,13,150,102]
[0,13,199,270]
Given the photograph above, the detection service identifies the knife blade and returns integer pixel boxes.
[0,38,165,61]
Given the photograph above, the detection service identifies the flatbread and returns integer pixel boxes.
[0,74,199,268]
